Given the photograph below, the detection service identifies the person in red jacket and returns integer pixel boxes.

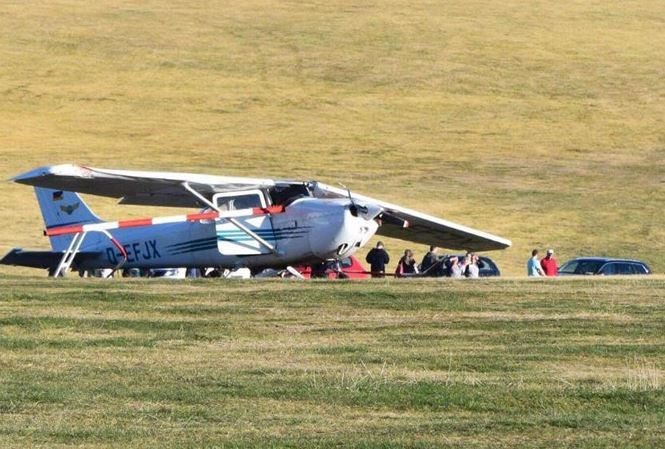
[540,248,558,276]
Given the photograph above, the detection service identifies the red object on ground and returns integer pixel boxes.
[295,256,369,279]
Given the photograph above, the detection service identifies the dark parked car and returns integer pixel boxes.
[558,258,652,276]
[421,255,501,277]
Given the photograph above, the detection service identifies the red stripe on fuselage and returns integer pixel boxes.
[110,237,127,258]
[118,218,153,228]
[186,211,220,221]
[43,205,286,237]
[252,205,285,215]
[45,225,84,236]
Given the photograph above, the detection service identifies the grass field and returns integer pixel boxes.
[1,3,663,448]
[1,0,664,275]
[0,276,663,448]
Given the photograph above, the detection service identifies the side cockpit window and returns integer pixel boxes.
[213,190,266,211]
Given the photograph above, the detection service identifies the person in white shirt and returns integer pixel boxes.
[466,254,480,278]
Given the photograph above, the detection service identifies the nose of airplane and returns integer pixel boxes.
[309,202,379,260]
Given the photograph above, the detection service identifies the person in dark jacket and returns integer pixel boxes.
[420,245,441,276]
[395,249,419,277]
[365,241,390,278]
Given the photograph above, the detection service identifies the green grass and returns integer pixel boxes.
[1,0,664,275]
[0,276,663,447]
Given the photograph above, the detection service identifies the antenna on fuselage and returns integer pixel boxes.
[338,183,367,217]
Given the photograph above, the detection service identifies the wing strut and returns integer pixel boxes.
[53,232,86,277]
[53,230,127,277]
[181,182,278,255]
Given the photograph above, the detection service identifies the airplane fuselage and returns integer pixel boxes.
[74,197,379,271]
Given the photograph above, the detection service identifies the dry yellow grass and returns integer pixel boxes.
[1,0,664,276]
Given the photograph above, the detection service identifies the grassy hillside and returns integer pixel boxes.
[1,0,664,275]
[0,276,663,447]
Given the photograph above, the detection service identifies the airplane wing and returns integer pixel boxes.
[311,182,511,252]
[12,164,278,208]
[12,165,510,251]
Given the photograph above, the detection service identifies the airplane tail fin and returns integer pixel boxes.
[34,187,102,251]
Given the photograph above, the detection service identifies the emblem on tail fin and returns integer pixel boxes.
[60,202,80,215]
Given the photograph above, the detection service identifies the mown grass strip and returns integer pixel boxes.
[0,276,662,447]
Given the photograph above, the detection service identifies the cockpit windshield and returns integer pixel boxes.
[268,183,311,206]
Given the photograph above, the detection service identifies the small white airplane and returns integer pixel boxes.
[1,164,511,277]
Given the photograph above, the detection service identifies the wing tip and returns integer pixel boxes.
[12,166,50,185]
[12,163,94,186]
[480,237,512,252]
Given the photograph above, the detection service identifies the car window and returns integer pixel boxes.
[478,257,497,273]
[615,263,633,275]
[629,263,647,274]
[600,263,617,275]
[558,261,578,274]
[560,260,604,274]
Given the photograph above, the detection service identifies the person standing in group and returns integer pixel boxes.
[448,256,464,278]
[365,241,390,278]
[540,248,558,277]
[420,246,440,276]
[465,254,480,278]
[395,249,419,277]
[527,249,546,277]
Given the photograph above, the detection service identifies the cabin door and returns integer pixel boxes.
[213,190,275,255]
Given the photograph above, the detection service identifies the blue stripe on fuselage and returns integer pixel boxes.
[161,227,311,255]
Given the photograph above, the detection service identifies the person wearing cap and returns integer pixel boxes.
[527,249,547,277]
[540,249,558,276]
[365,241,390,278]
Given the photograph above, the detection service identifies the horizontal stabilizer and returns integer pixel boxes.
[0,248,100,270]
